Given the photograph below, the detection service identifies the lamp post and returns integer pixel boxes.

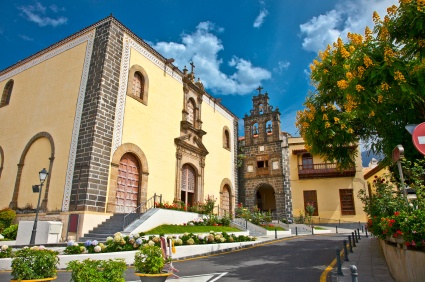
[29,168,49,245]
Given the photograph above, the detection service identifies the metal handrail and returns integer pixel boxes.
[123,193,162,229]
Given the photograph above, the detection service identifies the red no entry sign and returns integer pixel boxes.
[412,122,425,155]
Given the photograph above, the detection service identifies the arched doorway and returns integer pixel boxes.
[221,184,231,216]
[116,153,140,213]
[181,164,196,206]
[255,184,276,213]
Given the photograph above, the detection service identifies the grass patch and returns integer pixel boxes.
[313,226,327,230]
[260,224,286,231]
[144,225,242,235]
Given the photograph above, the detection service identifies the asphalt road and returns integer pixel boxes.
[0,234,346,281]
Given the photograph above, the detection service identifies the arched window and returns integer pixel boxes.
[266,120,273,135]
[132,72,144,99]
[252,122,259,138]
[127,65,149,105]
[181,164,196,206]
[1,80,14,107]
[302,153,314,170]
[223,126,231,150]
[259,103,263,114]
[187,99,195,125]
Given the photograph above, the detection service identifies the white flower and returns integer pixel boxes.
[148,240,155,246]
[94,246,101,253]
[106,236,113,242]
[1,245,8,251]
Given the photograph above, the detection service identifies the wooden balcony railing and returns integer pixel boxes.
[298,163,356,179]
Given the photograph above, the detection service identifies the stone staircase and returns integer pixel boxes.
[79,213,127,242]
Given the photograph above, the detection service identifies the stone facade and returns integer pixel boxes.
[70,20,124,212]
[238,89,293,220]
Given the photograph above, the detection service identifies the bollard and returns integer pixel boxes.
[350,265,358,282]
[365,226,368,238]
[348,235,353,253]
[357,228,361,240]
[336,248,344,276]
[336,226,338,233]
[295,226,298,236]
[361,225,364,233]
[352,232,357,246]
[275,228,277,239]
[312,226,314,235]
[343,240,349,261]
[355,230,359,243]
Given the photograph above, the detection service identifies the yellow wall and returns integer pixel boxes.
[288,137,367,222]
[202,99,234,201]
[120,47,235,205]
[0,39,89,210]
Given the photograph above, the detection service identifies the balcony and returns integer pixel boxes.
[298,163,356,179]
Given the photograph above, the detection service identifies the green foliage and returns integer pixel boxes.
[0,208,16,232]
[0,245,13,258]
[296,1,425,167]
[235,203,272,225]
[145,225,239,234]
[2,224,18,240]
[66,258,126,282]
[359,158,425,247]
[11,247,59,280]
[134,244,165,274]
[156,196,217,215]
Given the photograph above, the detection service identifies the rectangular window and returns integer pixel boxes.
[339,189,356,215]
[257,160,268,168]
[303,190,318,216]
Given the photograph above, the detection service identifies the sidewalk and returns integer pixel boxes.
[329,235,394,282]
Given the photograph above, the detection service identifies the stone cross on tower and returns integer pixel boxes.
[190,62,195,74]
[256,86,263,95]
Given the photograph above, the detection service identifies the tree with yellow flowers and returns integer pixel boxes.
[296,0,425,168]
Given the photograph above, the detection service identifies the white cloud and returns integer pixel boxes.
[300,0,398,52]
[151,22,271,95]
[18,34,34,41]
[273,60,290,74]
[18,1,68,27]
[253,9,269,28]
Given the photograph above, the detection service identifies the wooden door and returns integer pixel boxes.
[116,153,139,213]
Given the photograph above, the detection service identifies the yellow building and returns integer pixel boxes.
[0,16,237,239]
[289,137,368,224]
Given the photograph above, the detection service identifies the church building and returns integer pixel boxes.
[0,16,238,239]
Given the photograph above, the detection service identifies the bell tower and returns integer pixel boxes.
[239,87,293,220]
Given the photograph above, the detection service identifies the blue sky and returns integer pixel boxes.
[0,0,397,136]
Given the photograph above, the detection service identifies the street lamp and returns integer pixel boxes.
[29,168,49,245]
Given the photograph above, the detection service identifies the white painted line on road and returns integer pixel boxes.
[127,272,228,282]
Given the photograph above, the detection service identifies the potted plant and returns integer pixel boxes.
[66,258,126,282]
[133,242,171,282]
[11,246,59,282]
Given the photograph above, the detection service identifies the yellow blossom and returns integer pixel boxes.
[347,128,354,134]
[325,122,331,128]
[340,47,350,59]
[357,66,365,78]
[372,11,380,23]
[365,27,373,41]
[346,72,354,80]
[341,124,347,130]
[394,70,406,82]
[387,5,398,16]
[384,47,395,65]
[369,111,375,117]
[310,64,315,72]
[324,69,329,74]
[323,114,328,120]
[377,95,383,103]
[364,56,373,68]
[332,59,337,66]
[344,94,358,112]
[380,82,390,91]
[337,80,349,90]
[356,84,365,92]
[334,117,340,124]
[349,45,356,53]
